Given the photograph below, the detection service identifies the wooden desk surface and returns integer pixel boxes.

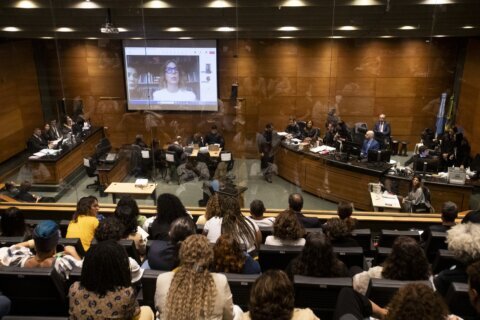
[104,182,157,195]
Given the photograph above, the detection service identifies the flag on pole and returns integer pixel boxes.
[435,92,447,138]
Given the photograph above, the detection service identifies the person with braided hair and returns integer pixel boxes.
[154,234,242,320]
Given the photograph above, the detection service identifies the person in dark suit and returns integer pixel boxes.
[422,201,458,242]
[48,119,62,140]
[360,130,380,158]
[373,114,391,147]
[323,122,337,147]
[204,124,225,148]
[27,128,49,153]
[404,145,431,167]
[288,193,321,228]
[285,117,301,139]
[187,132,205,147]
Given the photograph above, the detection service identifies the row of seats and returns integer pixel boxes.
[0,265,474,319]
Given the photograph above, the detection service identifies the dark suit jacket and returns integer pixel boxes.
[204,132,225,148]
[294,211,321,228]
[48,126,62,140]
[374,121,391,137]
[361,139,380,157]
[27,135,48,153]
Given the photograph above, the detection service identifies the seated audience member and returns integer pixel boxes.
[196,192,221,225]
[0,292,10,319]
[404,145,431,167]
[3,181,19,198]
[14,180,54,203]
[203,194,261,254]
[334,283,447,320]
[134,134,148,149]
[242,270,319,320]
[94,217,143,283]
[213,234,261,274]
[467,260,480,317]
[115,204,148,259]
[434,210,480,296]
[323,122,337,147]
[48,119,62,140]
[360,130,380,158]
[117,195,147,230]
[422,201,458,242]
[323,218,360,247]
[149,193,192,241]
[247,199,275,227]
[285,117,301,139]
[0,220,82,277]
[288,193,321,228]
[265,210,306,246]
[353,236,430,295]
[336,201,357,231]
[66,196,100,251]
[286,232,349,280]
[402,175,431,213]
[204,124,225,148]
[69,240,153,320]
[155,235,242,319]
[301,120,320,141]
[147,217,196,271]
[0,207,31,239]
[188,132,205,147]
[27,128,49,153]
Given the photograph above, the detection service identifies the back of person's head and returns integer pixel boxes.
[205,193,221,220]
[324,217,350,240]
[19,180,32,193]
[33,220,60,254]
[80,240,131,296]
[117,195,140,216]
[156,193,188,224]
[288,193,303,212]
[73,196,97,222]
[337,202,353,220]
[250,199,266,218]
[213,233,246,273]
[467,260,480,312]
[447,219,480,264]
[248,270,294,320]
[385,283,449,320]
[382,236,430,281]
[441,201,458,223]
[273,210,305,240]
[94,217,124,242]
[114,205,138,238]
[1,207,26,237]
[169,217,196,244]
[219,194,256,250]
[5,181,16,192]
[165,234,216,320]
[418,145,427,154]
[462,210,480,224]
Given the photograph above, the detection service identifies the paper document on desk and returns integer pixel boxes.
[310,145,336,153]
[135,179,148,187]
[277,132,288,136]
[382,195,400,208]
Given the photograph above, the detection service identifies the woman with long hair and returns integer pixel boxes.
[203,194,261,254]
[353,236,430,295]
[155,234,240,319]
[69,240,153,319]
[286,232,348,280]
[213,234,261,274]
[403,175,430,212]
[66,196,99,251]
[264,210,305,246]
[115,201,147,259]
[0,207,30,239]
[149,193,192,240]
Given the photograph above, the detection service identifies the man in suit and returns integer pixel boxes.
[48,119,62,140]
[27,128,49,154]
[285,117,301,139]
[373,114,391,147]
[360,130,380,158]
[288,193,321,228]
[204,124,225,148]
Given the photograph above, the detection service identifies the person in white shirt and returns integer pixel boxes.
[246,199,275,228]
[152,60,196,102]
[265,210,306,246]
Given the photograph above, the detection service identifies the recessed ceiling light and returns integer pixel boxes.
[15,0,39,8]
[279,36,294,39]
[143,0,170,8]
[330,36,345,39]
[56,27,74,32]
[216,27,235,32]
[40,36,53,39]
[278,26,298,31]
[208,0,232,8]
[130,37,144,40]
[350,0,382,5]
[166,27,184,32]
[282,0,307,6]
[399,25,416,30]
[73,1,101,9]
[179,37,192,40]
[338,25,358,31]
[421,0,455,4]
[3,26,21,32]
[86,37,98,40]
[117,27,128,32]
[462,25,474,29]
[380,35,393,38]
[434,35,447,37]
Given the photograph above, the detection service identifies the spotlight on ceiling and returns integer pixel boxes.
[100,8,118,34]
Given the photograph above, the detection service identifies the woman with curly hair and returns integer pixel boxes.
[286,232,348,280]
[265,210,305,246]
[149,193,192,241]
[204,194,261,254]
[155,234,241,320]
[196,193,222,225]
[213,234,261,274]
[323,217,359,247]
[242,270,318,320]
[353,236,430,295]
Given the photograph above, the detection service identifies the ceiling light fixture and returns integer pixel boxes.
[100,9,119,34]
[380,35,393,38]
[338,25,358,31]
[421,0,455,4]
[462,25,474,29]
[86,37,98,39]
[166,27,184,32]
[143,0,170,8]
[74,1,101,9]
[56,27,74,32]
[279,36,294,39]
[278,26,298,31]
[40,36,53,39]
[281,0,307,7]
[216,26,235,32]
[329,35,345,38]
[3,26,21,32]
[350,0,382,5]
[399,25,416,30]
[179,36,192,39]
[208,0,232,8]
[15,0,39,8]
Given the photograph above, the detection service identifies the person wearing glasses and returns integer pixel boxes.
[153,59,197,102]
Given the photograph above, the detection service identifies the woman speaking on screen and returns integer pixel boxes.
[153,59,197,102]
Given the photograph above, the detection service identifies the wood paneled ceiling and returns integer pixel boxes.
[0,0,479,39]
